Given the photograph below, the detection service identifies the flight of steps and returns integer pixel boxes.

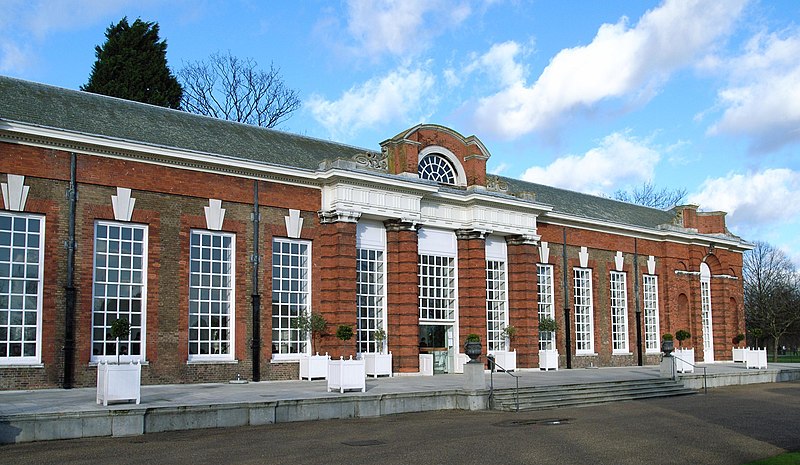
[490,378,696,412]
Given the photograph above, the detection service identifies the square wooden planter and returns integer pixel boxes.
[674,348,695,373]
[96,361,141,406]
[300,353,330,380]
[732,348,747,363]
[489,350,517,372]
[364,352,392,378]
[746,348,768,369]
[539,349,559,371]
[327,357,366,393]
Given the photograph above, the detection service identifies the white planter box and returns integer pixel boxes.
[489,350,516,372]
[300,353,330,380]
[746,348,768,369]
[674,348,695,373]
[453,353,469,374]
[327,357,366,393]
[539,349,559,371]
[96,361,141,406]
[732,348,747,363]
[364,352,392,378]
[419,354,434,376]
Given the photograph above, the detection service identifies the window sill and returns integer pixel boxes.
[187,359,238,365]
[88,360,149,367]
[270,358,301,363]
[612,352,633,356]
[576,352,598,357]
[0,363,44,369]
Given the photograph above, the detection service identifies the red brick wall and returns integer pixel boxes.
[506,239,537,367]
[385,221,419,373]
[316,221,358,359]
[456,232,486,353]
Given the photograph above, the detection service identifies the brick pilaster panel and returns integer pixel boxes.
[385,220,419,373]
[316,221,357,358]
[456,230,486,356]
[506,238,538,368]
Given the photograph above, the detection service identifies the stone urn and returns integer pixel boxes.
[464,336,482,362]
[661,338,674,356]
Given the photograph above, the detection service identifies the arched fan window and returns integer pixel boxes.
[418,154,457,185]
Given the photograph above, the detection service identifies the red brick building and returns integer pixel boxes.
[0,76,750,389]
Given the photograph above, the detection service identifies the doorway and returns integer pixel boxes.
[419,324,454,374]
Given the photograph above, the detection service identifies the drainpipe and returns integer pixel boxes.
[562,227,572,369]
[63,152,77,388]
[251,180,261,381]
[634,238,643,366]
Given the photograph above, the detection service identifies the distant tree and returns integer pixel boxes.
[82,17,183,108]
[179,51,300,128]
[743,241,800,362]
[613,181,687,209]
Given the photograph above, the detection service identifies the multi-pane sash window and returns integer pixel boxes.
[610,271,628,353]
[486,260,508,352]
[92,222,147,362]
[272,238,310,357]
[418,254,456,321]
[573,268,594,354]
[537,264,555,351]
[700,263,713,361]
[0,212,43,364]
[189,230,234,360]
[642,275,660,352]
[357,248,385,353]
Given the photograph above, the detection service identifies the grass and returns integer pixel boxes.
[775,354,800,363]
[743,452,800,465]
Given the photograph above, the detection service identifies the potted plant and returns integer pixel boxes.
[296,312,330,380]
[675,330,691,348]
[364,327,392,378]
[96,317,141,406]
[661,333,674,356]
[538,317,559,371]
[673,330,694,373]
[464,333,482,362]
[327,324,365,393]
[732,333,747,362]
[492,325,517,372]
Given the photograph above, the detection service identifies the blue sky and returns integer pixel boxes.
[2,0,800,264]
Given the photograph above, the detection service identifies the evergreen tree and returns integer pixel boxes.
[82,17,182,109]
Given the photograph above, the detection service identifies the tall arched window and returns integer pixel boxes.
[700,262,714,362]
[418,154,457,185]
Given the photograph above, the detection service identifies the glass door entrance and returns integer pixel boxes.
[419,324,453,373]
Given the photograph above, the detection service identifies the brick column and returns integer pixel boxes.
[456,230,486,355]
[507,235,538,368]
[317,213,358,358]
[385,220,419,373]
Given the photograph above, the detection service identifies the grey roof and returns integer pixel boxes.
[1,75,680,230]
[0,75,372,171]
[502,177,677,229]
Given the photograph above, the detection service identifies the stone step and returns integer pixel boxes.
[490,379,696,411]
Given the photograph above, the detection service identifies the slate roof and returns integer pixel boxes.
[1,75,681,230]
[0,75,370,171]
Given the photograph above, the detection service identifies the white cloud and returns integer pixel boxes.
[707,30,800,153]
[489,162,508,175]
[307,67,436,138]
[472,0,746,139]
[344,0,471,58]
[520,132,660,194]
[464,41,527,88]
[689,168,800,228]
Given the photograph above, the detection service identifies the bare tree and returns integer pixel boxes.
[743,241,800,362]
[613,181,687,209]
[179,51,300,128]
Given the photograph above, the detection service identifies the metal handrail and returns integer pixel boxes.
[667,353,708,395]
[487,355,520,412]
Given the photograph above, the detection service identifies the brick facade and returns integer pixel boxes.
[0,116,748,389]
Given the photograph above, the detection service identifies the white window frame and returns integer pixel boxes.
[418,254,457,322]
[188,229,235,362]
[610,271,629,354]
[356,247,387,354]
[537,264,555,351]
[642,274,660,353]
[271,237,312,360]
[700,262,714,362]
[417,146,467,186]
[486,259,508,352]
[0,212,44,365]
[573,267,594,355]
[91,221,148,363]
